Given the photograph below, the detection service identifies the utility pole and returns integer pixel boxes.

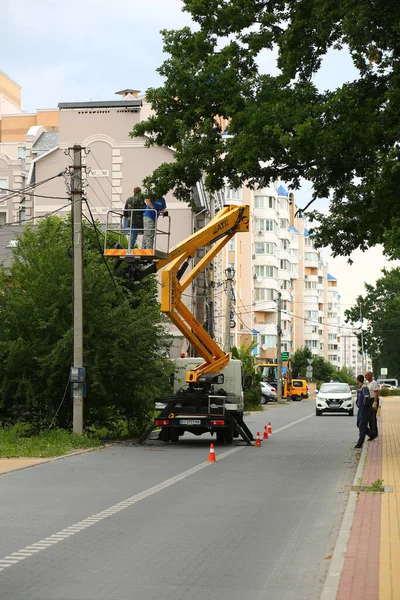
[71,145,84,434]
[224,267,235,353]
[277,292,283,402]
[360,306,365,373]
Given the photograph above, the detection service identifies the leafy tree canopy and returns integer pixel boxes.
[132,0,400,256]
[0,217,172,434]
[231,340,261,408]
[345,267,400,378]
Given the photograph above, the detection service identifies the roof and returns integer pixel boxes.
[288,225,299,233]
[0,225,27,269]
[32,132,59,153]
[327,273,337,281]
[58,100,142,110]
[304,228,309,237]
[277,185,288,197]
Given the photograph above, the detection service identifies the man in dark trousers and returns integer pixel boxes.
[365,371,379,437]
[355,374,377,448]
[123,187,145,249]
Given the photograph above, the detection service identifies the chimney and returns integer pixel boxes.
[115,89,141,100]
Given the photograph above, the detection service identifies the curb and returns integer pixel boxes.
[319,442,368,600]
[0,444,109,476]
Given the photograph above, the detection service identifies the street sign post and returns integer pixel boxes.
[307,359,313,365]
[306,366,313,381]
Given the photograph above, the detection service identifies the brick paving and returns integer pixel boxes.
[336,399,400,600]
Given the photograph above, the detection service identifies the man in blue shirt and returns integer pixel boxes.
[142,196,168,250]
[355,374,377,448]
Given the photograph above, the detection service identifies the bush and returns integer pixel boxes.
[379,388,400,396]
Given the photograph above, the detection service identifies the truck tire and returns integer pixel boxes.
[224,428,233,444]
[169,428,179,443]
[159,427,170,442]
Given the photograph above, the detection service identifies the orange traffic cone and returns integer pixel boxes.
[255,432,262,447]
[263,425,269,440]
[267,422,273,435]
[208,443,216,462]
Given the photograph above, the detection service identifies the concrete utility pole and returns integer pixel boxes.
[277,292,283,402]
[224,267,235,353]
[71,145,84,434]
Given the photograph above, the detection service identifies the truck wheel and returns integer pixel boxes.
[169,428,179,443]
[216,430,226,444]
[159,428,170,442]
[224,428,233,445]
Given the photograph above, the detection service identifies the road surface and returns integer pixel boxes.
[0,400,358,599]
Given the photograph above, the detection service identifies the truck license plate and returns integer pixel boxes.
[179,419,201,425]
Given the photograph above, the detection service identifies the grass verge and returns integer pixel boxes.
[0,426,101,458]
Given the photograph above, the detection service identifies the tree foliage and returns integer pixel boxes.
[231,340,261,408]
[345,268,400,378]
[132,0,400,256]
[292,346,336,382]
[0,217,172,433]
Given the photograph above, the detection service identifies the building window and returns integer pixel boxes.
[280,198,288,211]
[18,207,26,223]
[305,252,318,261]
[280,218,289,229]
[255,218,275,231]
[305,340,319,348]
[225,187,242,201]
[0,179,7,195]
[290,248,298,257]
[305,311,318,320]
[279,259,289,270]
[280,239,289,251]
[0,212,6,225]
[255,265,277,278]
[227,238,235,251]
[328,333,337,341]
[260,334,276,347]
[254,196,276,209]
[255,288,275,302]
[305,281,317,289]
[255,242,276,255]
[18,147,26,159]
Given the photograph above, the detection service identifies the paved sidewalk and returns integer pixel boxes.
[335,398,400,600]
[0,457,48,474]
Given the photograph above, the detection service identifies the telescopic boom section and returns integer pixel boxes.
[159,204,249,383]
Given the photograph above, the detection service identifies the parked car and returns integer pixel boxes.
[261,382,277,404]
[291,379,309,401]
[315,382,354,416]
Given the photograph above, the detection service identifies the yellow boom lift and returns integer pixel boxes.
[104,204,255,444]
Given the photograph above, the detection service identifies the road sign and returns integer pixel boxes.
[306,366,313,377]
[307,359,313,365]
[281,352,290,361]
[381,368,388,375]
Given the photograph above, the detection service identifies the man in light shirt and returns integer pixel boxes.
[365,371,379,438]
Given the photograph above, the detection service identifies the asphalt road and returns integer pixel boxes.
[0,400,359,600]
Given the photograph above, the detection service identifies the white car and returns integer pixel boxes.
[261,382,277,404]
[315,383,354,416]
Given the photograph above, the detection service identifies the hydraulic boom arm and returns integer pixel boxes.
[157,204,249,383]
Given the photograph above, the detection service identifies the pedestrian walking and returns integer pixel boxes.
[142,196,168,250]
[123,187,145,249]
[355,374,377,449]
[365,371,379,437]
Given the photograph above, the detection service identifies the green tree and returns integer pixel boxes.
[132,0,400,256]
[345,268,400,379]
[231,340,261,409]
[292,346,313,378]
[0,217,172,434]
[335,366,356,385]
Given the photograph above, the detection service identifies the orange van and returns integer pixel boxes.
[290,379,309,401]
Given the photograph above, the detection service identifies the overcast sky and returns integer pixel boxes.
[2,0,395,309]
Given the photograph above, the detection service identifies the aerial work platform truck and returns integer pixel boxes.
[104,203,254,444]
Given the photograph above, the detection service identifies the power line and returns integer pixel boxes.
[84,198,118,289]
[0,172,64,203]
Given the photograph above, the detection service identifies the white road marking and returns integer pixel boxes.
[0,412,314,573]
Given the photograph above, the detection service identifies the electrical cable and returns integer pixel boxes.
[84,198,118,289]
